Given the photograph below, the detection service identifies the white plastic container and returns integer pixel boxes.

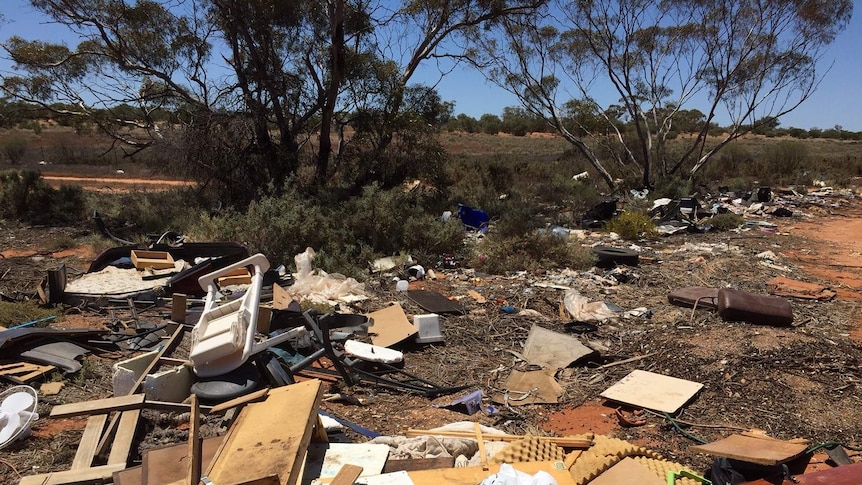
[413,313,444,343]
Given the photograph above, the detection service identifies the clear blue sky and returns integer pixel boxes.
[2,0,860,131]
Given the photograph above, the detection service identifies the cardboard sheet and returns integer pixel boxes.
[366,304,418,348]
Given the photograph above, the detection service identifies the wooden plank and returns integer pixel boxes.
[142,436,223,485]
[18,464,126,485]
[71,414,107,469]
[171,293,188,323]
[205,379,324,485]
[188,394,202,485]
[112,465,143,485]
[382,457,455,474]
[96,324,184,457]
[404,429,593,449]
[208,388,269,414]
[407,461,575,485]
[474,422,488,470]
[588,457,665,485]
[330,465,363,485]
[108,409,141,466]
[312,414,329,443]
[50,394,145,418]
[690,434,808,466]
[0,362,56,383]
[599,369,703,414]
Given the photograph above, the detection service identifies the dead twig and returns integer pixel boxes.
[596,353,656,369]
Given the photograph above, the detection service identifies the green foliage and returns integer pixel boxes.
[0,301,59,328]
[605,212,657,240]
[763,141,808,183]
[703,213,743,231]
[86,188,203,235]
[470,232,595,274]
[0,170,86,224]
[0,135,29,164]
[190,184,466,279]
[651,175,692,200]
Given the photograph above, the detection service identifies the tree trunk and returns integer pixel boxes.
[316,0,345,185]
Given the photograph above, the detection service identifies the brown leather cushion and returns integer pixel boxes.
[667,287,719,310]
[717,288,793,326]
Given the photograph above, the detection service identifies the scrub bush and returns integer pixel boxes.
[605,212,657,240]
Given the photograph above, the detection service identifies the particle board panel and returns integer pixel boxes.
[588,457,666,485]
[205,379,324,485]
[50,394,145,418]
[71,414,108,469]
[599,369,703,414]
[690,434,808,466]
[407,461,576,485]
[366,304,418,348]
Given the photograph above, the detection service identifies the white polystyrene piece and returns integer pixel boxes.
[413,313,444,343]
[343,340,403,364]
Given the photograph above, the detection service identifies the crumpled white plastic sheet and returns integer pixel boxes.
[479,463,557,485]
[563,289,619,322]
[287,248,368,304]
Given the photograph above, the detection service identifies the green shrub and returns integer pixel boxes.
[702,212,744,231]
[470,232,595,274]
[0,170,86,224]
[0,136,29,165]
[87,188,204,236]
[605,212,657,240]
[190,184,466,279]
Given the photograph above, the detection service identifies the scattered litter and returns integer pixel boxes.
[563,289,619,322]
[39,382,64,396]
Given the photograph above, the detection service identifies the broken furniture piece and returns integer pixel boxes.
[717,288,793,326]
[190,253,300,378]
[265,311,468,397]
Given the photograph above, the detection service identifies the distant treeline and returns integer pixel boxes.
[442,107,862,141]
[2,100,859,142]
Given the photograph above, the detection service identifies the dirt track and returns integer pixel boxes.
[43,175,193,192]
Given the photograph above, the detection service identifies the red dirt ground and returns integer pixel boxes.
[542,197,862,449]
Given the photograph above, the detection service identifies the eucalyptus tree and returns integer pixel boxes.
[474,0,852,190]
[2,0,546,202]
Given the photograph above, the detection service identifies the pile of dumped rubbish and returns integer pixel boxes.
[1,184,861,485]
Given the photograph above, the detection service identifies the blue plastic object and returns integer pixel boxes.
[456,204,490,231]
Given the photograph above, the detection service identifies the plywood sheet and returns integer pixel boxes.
[522,325,595,369]
[143,436,224,484]
[366,304,418,348]
[690,434,808,466]
[206,379,324,485]
[600,369,702,414]
[588,457,665,485]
